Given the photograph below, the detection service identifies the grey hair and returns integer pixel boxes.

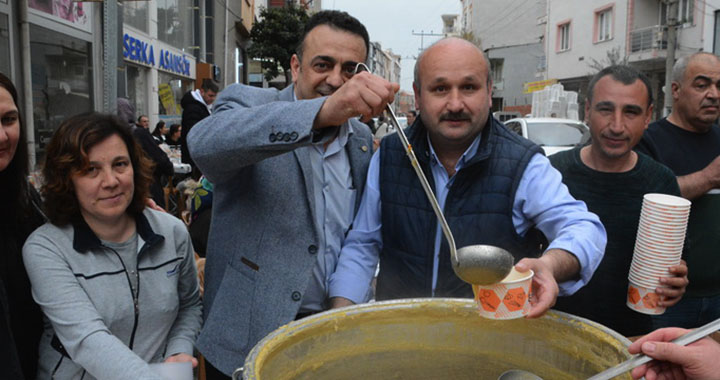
[672,52,720,83]
[413,37,490,90]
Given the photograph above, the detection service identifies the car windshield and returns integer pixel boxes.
[526,122,585,146]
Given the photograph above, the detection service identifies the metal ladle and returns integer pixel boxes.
[354,63,513,285]
[498,316,720,380]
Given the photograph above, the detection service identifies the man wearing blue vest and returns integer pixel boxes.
[329,37,606,317]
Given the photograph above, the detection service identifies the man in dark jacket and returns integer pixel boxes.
[181,79,218,176]
[117,98,174,207]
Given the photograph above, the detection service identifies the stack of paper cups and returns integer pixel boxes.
[627,193,690,315]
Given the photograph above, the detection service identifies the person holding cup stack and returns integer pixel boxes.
[550,65,688,337]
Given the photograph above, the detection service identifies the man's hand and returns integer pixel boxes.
[314,72,399,129]
[515,249,580,318]
[657,260,689,307]
[678,154,720,200]
[515,257,558,318]
[629,327,720,380]
[164,353,199,368]
[330,296,355,309]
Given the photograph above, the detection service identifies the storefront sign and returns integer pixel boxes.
[523,79,558,94]
[122,31,195,79]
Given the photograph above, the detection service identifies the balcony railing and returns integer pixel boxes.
[630,25,668,53]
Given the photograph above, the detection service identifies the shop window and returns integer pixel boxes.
[157,0,195,52]
[557,22,571,52]
[29,24,93,162]
[158,71,192,122]
[595,7,613,42]
[123,1,148,33]
[127,65,148,116]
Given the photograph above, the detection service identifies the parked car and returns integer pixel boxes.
[504,117,590,156]
[493,111,522,123]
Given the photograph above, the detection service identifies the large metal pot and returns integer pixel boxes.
[242,299,633,380]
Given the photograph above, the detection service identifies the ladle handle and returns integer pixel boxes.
[354,63,457,262]
[586,316,720,380]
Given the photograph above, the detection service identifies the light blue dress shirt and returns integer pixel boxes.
[329,133,607,303]
[300,123,356,313]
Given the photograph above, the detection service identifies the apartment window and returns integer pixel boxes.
[596,8,612,42]
[558,22,571,51]
[661,0,694,25]
[490,58,504,85]
[715,10,720,55]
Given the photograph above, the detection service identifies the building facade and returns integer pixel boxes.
[545,0,720,119]
[3,0,258,167]
[2,0,102,166]
[460,0,547,114]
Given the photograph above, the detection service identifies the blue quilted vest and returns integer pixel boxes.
[377,117,546,299]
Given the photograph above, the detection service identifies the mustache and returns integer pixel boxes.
[702,100,720,107]
[316,84,338,96]
[439,112,472,121]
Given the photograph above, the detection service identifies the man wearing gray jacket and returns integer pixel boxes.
[187,10,398,378]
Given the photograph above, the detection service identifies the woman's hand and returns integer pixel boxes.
[165,353,198,368]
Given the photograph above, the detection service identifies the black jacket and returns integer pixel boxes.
[1,186,45,379]
[180,91,210,166]
[132,126,174,206]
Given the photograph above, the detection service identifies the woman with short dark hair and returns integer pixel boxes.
[166,123,182,146]
[23,112,202,379]
[151,120,168,144]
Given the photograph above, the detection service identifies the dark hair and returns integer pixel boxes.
[296,10,369,62]
[152,120,166,138]
[42,113,154,226]
[169,123,181,136]
[0,72,34,225]
[587,65,654,107]
[137,115,148,123]
[201,79,219,93]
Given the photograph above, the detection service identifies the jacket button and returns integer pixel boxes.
[291,291,302,301]
[308,245,318,255]
[269,133,277,142]
[290,132,298,141]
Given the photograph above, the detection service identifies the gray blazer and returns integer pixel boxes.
[187,84,374,374]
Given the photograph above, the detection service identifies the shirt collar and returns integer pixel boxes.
[426,132,482,172]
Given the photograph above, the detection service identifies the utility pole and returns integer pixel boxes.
[664,0,679,116]
[412,30,444,52]
[103,0,118,113]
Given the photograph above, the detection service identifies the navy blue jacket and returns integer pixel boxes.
[377,117,546,299]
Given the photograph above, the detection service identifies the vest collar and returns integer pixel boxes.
[72,211,164,253]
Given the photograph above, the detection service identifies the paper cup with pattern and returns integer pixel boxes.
[627,281,666,315]
[472,268,533,320]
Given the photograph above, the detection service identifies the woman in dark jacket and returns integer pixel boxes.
[166,123,182,146]
[152,121,168,144]
[0,72,45,379]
